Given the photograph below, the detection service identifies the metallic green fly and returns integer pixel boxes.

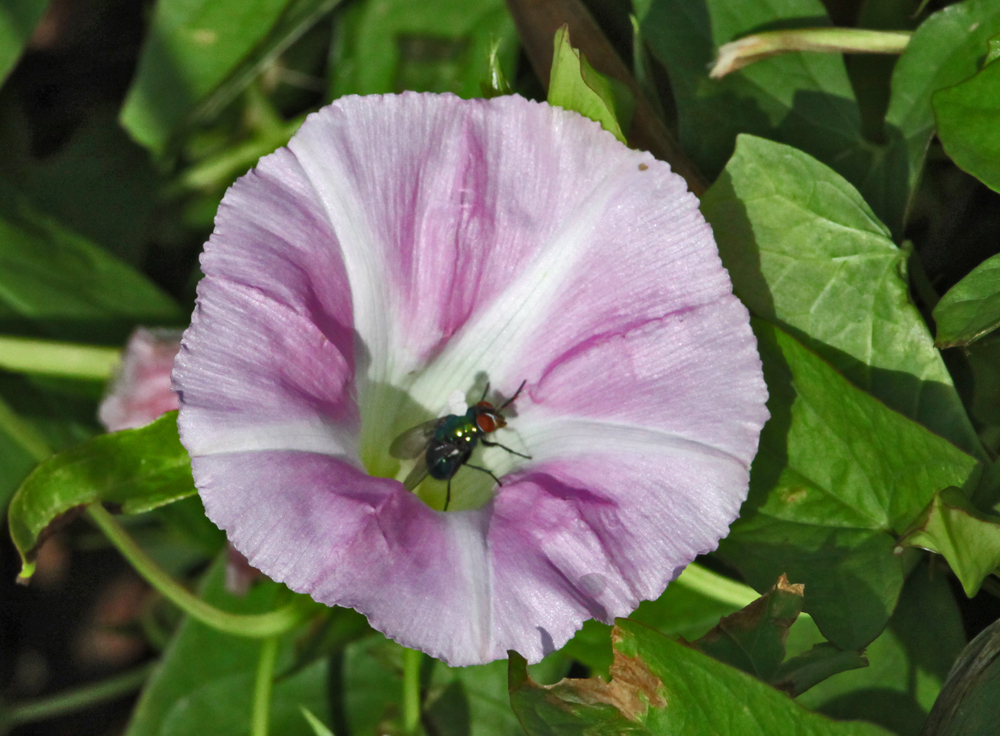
[389,381,530,510]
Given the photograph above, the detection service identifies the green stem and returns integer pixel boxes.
[711,28,912,78]
[251,636,280,736]
[2,663,153,729]
[0,394,52,462]
[402,647,423,735]
[87,505,308,638]
[676,563,818,623]
[0,335,120,380]
[674,562,758,607]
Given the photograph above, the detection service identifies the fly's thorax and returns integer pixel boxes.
[434,413,480,443]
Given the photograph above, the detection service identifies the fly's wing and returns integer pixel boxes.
[391,419,438,491]
[389,420,438,459]
[402,455,431,491]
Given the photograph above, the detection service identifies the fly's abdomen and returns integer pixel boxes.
[427,441,472,480]
[426,416,479,481]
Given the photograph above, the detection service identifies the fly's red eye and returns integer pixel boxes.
[476,414,497,433]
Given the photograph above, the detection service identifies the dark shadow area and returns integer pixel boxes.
[394,34,471,94]
[0,521,151,736]
[6,0,145,157]
[422,678,471,736]
[907,152,1000,297]
[818,689,927,735]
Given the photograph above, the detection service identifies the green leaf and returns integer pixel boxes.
[8,412,195,580]
[335,634,564,736]
[773,643,869,699]
[921,617,1000,735]
[0,200,182,343]
[989,32,1000,65]
[933,253,1000,348]
[0,0,50,85]
[509,620,894,735]
[338,636,403,736]
[561,563,758,678]
[125,554,330,736]
[885,0,1000,227]
[798,563,966,734]
[427,658,566,736]
[934,58,1000,194]
[692,574,805,682]
[636,0,909,224]
[160,661,328,736]
[481,36,513,98]
[899,487,1000,597]
[547,25,627,144]
[0,368,111,513]
[120,0,340,156]
[152,495,228,558]
[328,0,517,99]
[702,134,981,457]
[973,459,1000,516]
[686,574,867,696]
[0,368,108,507]
[717,323,979,651]
[193,0,341,126]
[281,604,371,682]
[638,0,856,179]
[120,0,291,154]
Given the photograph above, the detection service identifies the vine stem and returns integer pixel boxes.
[251,636,280,736]
[402,647,423,734]
[711,28,912,78]
[1,663,153,730]
[87,505,308,638]
[0,335,120,380]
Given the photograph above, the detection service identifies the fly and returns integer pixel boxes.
[389,381,531,510]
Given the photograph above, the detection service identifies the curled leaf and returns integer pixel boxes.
[897,487,1000,597]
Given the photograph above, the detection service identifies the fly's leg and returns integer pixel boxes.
[466,463,503,487]
[481,438,531,459]
[445,465,502,510]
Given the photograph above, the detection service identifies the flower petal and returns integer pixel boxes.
[193,450,498,663]
[173,148,360,461]
[288,93,732,419]
[194,441,747,665]
[516,296,768,466]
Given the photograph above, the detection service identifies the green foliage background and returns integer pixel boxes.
[3,0,1000,735]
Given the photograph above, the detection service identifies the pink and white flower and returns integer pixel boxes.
[172,92,768,666]
[99,328,182,432]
